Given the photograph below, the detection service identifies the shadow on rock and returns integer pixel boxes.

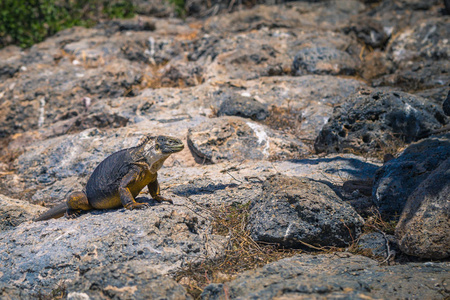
[373,134,450,217]
[288,156,379,180]
[172,179,239,197]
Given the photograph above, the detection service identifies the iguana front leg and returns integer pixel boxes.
[148,176,173,204]
[119,166,149,210]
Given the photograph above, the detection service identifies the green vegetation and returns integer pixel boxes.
[167,0,185,17]
[0,0,135,48]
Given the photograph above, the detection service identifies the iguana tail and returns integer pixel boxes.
[34,203,67,221]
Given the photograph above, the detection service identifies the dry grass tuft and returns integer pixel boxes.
[340,134,407,162]
[363,207,398,235]
[263,103,314,160]
[174,201,304,299]
[371,135,407,162]
[347,207,398,264]
[263,103,305,137]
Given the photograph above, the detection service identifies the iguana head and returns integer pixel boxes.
[154,135,184,154]
[140,135,184,168]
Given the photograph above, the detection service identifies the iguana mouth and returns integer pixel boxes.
[163,144,184,153]
[158,136,185,154]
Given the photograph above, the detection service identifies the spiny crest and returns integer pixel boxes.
[136,135,157,148]
[131,135,157,161]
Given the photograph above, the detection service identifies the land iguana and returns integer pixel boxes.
[35,135,184,221]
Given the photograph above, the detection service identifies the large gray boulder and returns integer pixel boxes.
[388,18,450,65]
[0,200,226,295]
[395,157,450,259]
[373,59,450,91]
[213,76,367,141]
[292,45,360,76]
[248,174,364,248]
[187,116,309,163]
[202,10,363,82]
[373,17,450,91]
[344,18,390,48]
[201,253,450,299]
[373,134,450,217]
[0,261,193,300]
[66,261,192,300]
[315,89,446,155]
[0,195,46,232]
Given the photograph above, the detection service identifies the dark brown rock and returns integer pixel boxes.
[360,50,393,80]
[395,157,450,259]
[373,134,450,217]
[292,45,360,76]
[248,174,364,248]
[315,89,447,155]
[216,94,269,121]
[373,59,450,91]
[389,18,450,64]
[344,18,390,48]
[443,90,450,116]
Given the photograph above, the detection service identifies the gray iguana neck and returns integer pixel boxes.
[132,135,184,172]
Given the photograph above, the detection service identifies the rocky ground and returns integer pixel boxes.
[0,0,449,299]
